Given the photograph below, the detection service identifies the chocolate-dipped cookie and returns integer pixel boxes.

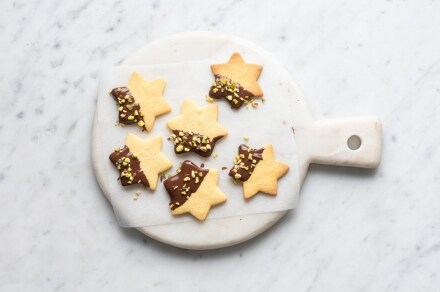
[229,144,289,199]
[167,99,228,157]
[110,134,172,191]
[208,52,263,109]
[110,72,171,131]
[164,161,227,221]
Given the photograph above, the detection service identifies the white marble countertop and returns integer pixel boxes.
[1,0,440,291]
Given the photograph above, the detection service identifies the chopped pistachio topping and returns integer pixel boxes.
[229,145,265,182]
[176,145,184,152]
[110,87,145,130]
[209,76,256,109]
[205,95,214,102]
[170,130,217,156]
[133,191,141,201]
[114,154,138,185]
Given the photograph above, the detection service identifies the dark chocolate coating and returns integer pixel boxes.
[109,146,149,188]
[170,130,223,157]
[229,144,264,182]
[208,75,255,109]
[164,160,209,210]
[110,87,143,127]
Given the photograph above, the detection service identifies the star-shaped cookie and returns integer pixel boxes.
[167,99,228,157]
[210,52,263,102]
[110,72,171,132]
[164,161,227,221]
[110,134,172,191]
[127,72,171,131]
[229,144,289,199]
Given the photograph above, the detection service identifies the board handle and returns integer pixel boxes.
[307,117,382,168]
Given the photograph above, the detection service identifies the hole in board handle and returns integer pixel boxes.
[347,135,361,150]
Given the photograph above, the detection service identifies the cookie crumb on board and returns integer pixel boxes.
[133,191,141,201]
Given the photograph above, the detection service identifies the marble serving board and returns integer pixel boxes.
[92,32,382,250]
